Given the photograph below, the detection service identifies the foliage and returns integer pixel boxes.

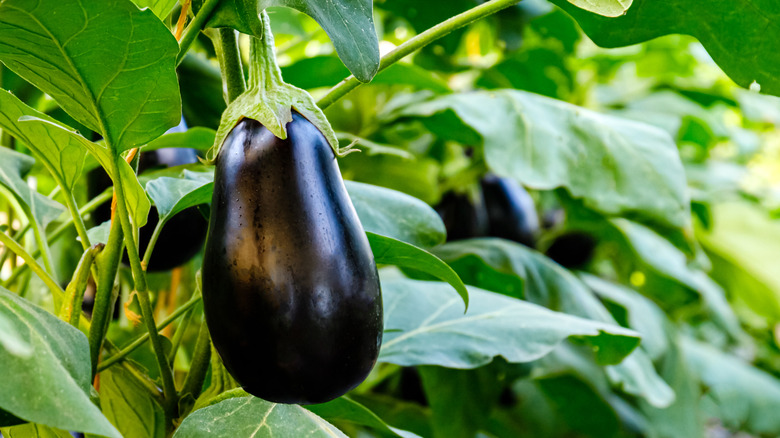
[1,0,780,437]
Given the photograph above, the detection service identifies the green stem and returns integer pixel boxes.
[60,243,104,327]
[176,0,222,66]
[62,190,91,250]
[23,204,55,279]
[167,305,195,364]
[214,28,246,103]
[89,212,123,376]
[98,293,202,372]
[0,230,64,305]
[317,0,521,109]
[108,155,177,417]
[2,189,112,288]
[181,319,211,400]
[141,221,165,269]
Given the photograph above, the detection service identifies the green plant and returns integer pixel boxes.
[2,0,780,437]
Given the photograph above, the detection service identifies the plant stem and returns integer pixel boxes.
[23,204,55,279]
[181,319,211,400]
[317,0,521,109]
[141,221,165,269]
[214,28,246,103]
[62,190,91,250]
[167,305,194,363]
[108,155,177,417]
[89,210,123,376]
[60,243,104,327]
[176,0,221,66]
[98,293,202,372]
[0,230,64,304]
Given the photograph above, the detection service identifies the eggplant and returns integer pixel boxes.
[481,175,539,248]
[435,190,489,241]
[202,113,383,405]
[545,232,597,269]
[87,118,208,271]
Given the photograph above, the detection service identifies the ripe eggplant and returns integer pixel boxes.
[545,232,597,269]
[87,118,208,271]
[435,190,489,241]
[481,175,539,248]
[202,113,383,405]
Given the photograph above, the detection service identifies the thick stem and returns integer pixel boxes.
[176,0,222,66]
[88,212,123,376]
[181,320,211,400]
[0,230,64,304]
[60,243,104,327]
[214,28,247,103]
[108,156,177,417]
[317,0,522,109]
[97,293,202,372]
[249,12,284,92]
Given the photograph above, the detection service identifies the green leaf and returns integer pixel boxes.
[430,239,675,407]
[347,181,445,247]
[21,117,150,228]
[536,374,621,437]
[0,287,121,438]
[398,90,690,230]
[378,278,640,369]
[0,148,65,229]
[307,396,420,438]
[610,218,741,337]
[144,127,217,152]
[580,274,669,361]
[0,312,32,358]
[368,232,468,310]
[98,367,166,438]
[0,89,87,192]
[683,338,780,436]
[551,0,780,97]
[131,0,178,19]
[259,0,379,82]
[0,0,181,152]
[146,171,213,222]
[0,423,72,438]
[86,220,113,246]
[173,397,347,437]
[698,201,780,323]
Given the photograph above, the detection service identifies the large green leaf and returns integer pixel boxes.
[146,171,214,222]
[0,90,87,192]
[551,0,780,97]
[397,90,690,230]
[683,338,780,436]
[0,0,181,152]
[0,148,64,229]
[98,367,166,438]
[698,201,780,323]
[347,181,446,248]
[378,278,640,368]
[131,0,178,18]
[369,233,469,309]
[307,396,420,438]
[431,239,675,407]
[0,424,71,437]
[173,397,347,437]
[0,287,120,438]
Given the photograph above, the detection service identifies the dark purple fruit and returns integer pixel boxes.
[481,175,539,248]
[545,232,597,269]
[202,113,382,405]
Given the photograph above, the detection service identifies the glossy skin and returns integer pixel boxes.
[435,191,489,241]
[88,120,208,271]
[481,175,539,248]
[202,113,383,405]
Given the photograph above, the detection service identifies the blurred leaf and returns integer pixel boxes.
[131,0,178,18]
[86,220,112,246]
[537,374,620,437]
[551,0,780,97]
[347,181,446,247]
[431,239,675,407]
[0,287,120,438]
[144,128,217,152]
[0,312,31,358]
[0,424,71,437]
[0,0,181,152]
[340,153,441,205]
[307,396,421,438]
[378,278,640,368]
[173,397,346,437]
[684,338,780,436]
[0,89,87,192]
[350,394,433,438]
[146,171,213,223]
[98,367,166,438]
[0,147,64,229]
[398,90,690,230]
[369,233,469,309]
[178,54,227,130]
[580,274,669,361]
[698,201,780,323]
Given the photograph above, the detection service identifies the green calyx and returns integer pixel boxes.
[208,11,340,162]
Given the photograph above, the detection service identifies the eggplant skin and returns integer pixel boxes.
[202,113,383,405]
